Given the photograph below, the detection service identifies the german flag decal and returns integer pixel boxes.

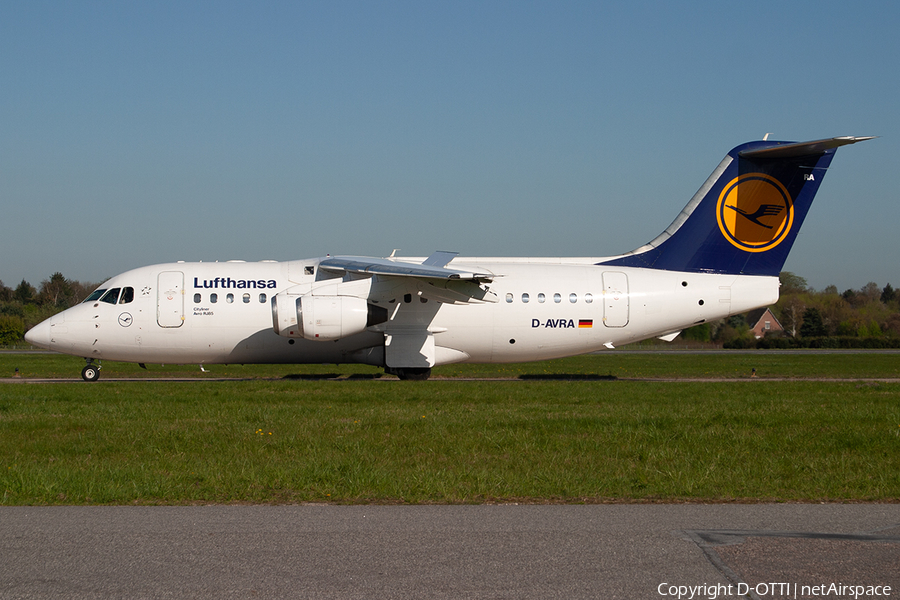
[578,319,593,328]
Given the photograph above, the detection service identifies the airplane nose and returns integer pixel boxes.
[24,317,55,350]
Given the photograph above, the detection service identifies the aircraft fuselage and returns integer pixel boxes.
[28,258,777,368]
[24,136,872,380]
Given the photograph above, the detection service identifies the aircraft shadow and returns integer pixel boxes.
[278,373,618,381]
[281,373,386,381]
[517,374,618,381]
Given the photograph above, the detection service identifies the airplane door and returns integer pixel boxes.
[157,271,185,328]
[602,272,629,327]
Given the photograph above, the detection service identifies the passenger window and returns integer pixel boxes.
[226,294,234,304]
[304,266,315,275]
[259,293,267,303]
[521,293,530,303]
[569,293,577,303]
[119,287,134,304]
[84,289,106,303]
[99,288,121,305]
[242,293,250,304]
[585,293,593,304]
[553,293,561,304]
[538,293,545,303]
[193,293,201,303]
[505,293,513,303]
[211,293,218,303]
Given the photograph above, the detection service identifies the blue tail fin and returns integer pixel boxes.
[600,136,873,276]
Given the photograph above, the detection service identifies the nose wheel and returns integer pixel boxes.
[81,362,101,382]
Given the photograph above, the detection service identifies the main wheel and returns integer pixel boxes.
[389,367,432,381]
[81,365,100,382]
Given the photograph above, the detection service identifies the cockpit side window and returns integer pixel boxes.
[99,288,121,305]
[119,287,134,304]
[84,289,107,303]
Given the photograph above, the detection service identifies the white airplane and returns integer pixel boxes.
[26,136,872,380]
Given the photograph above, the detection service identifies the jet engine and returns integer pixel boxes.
[272,293,387,341]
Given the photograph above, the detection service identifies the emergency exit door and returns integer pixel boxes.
[602,271,629,327]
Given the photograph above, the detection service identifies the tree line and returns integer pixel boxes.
[682,272,900,348]
[0,273,100,345]
[3,271,900,348]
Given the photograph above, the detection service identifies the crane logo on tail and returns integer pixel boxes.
[716,173,794,253]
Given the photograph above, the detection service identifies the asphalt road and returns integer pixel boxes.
[1,505,898,599]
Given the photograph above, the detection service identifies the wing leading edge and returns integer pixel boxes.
[319,252,498,304]
[319,253,493,282]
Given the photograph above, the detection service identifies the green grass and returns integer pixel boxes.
[2,355,899,504]
[4,349,900,380]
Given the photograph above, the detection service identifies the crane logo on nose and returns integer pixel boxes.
[716,173,793,253]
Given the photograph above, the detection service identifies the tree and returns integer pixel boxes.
[681,322,711,342]
[799,307,828,338]
[13,280,36,305]
[727,314,747,328]
[70,280,101,303]
[818,293,852,336]
[863,320,883,337]
[779,272,808,295]
[881,284,896,305]
[0,315,24,345]
[779,295,806,338]
[39,272,75,308]
[860,282,881,303]
[885,314,900,338]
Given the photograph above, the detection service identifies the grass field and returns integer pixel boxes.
[4,349,900,380]
[1,352,899,505]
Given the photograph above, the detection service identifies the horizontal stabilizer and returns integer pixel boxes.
[739,136,875,159]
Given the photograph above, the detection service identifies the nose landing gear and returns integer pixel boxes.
[81,359,101,382]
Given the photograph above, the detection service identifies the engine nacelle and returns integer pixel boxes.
[272,293,387,341]
[271,294,302,337]
[299,295,369,341]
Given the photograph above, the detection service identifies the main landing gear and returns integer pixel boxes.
[81,359,101,382]
[385,367,432,381]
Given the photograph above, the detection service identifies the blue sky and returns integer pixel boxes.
[1,1,896,292]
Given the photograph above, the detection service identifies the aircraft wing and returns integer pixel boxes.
[319,253,498,304]
[319,253,493,282]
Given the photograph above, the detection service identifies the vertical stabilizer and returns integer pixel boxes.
[600,137,873,276]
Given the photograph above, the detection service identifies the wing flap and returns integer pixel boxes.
[419,279,499,304]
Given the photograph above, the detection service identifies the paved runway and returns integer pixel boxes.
[1,505,897,599]
[6,376,900,384]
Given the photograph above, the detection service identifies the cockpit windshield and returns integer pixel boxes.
[99,288,121,305]
[83,286,134,305]
[84,289,107,303]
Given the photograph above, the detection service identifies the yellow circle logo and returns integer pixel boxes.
[716,173,793,252]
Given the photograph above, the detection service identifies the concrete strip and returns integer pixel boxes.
[1,505,898,599]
